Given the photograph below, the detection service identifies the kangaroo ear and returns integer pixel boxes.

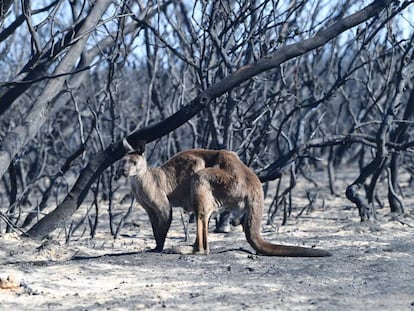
[136,140,146,155]
[123,138,146,155]
[123,138,135,154]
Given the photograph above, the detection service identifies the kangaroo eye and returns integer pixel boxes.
[132,160,137,165]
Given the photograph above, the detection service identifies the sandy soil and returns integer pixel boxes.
[1,169,414,311]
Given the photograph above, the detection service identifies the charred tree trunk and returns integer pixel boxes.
[387,85,414,214]
[345,52,414,220]
[345,108,392,221]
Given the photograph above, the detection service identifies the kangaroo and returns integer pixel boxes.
[122,139,331,257]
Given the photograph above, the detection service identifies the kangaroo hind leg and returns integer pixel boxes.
[192,196,215,254]
[191,178,216,254]
[191,169,232,254]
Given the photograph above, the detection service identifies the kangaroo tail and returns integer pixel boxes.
[244,195,332,257]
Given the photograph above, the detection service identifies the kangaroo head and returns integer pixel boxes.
[122,154,147,177]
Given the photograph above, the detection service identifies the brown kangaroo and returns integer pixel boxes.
[122,139,331,257]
